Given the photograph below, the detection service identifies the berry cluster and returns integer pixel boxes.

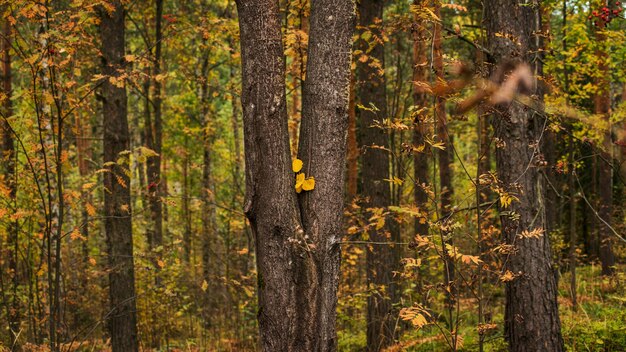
[589,2,623,26]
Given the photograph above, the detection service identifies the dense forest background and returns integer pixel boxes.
[0,0,625,351]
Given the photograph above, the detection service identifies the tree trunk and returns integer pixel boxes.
[411,0,429,239]
[146,0,164,271]
[199,49,217,319]
[182,137,191,262]
[2,12,19,345]
[357,0,400,349]
[99,2,139,351]
[235,0,354,350]
[593,11,615,276]
[411,0,430,308]
[484,1,564,351]
[433,1,456,314]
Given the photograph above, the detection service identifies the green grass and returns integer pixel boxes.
[338,264,626,351]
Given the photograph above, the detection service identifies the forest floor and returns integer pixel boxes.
[3,265,624,352]
[372,264,626,352]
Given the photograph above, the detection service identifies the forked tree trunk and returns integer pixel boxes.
[99,2,139,351]
[235,0,354,350]
[484,1,564,351]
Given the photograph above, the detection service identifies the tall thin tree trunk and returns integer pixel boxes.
[357,0,400,349]
[182,137,191,262]
[199,49,217,319]
[75,111,91,274]
[235,0,353,350]
[562,0,577,309]
[146,0,164,271]
[485,0,564,350]
[411,0,430,308]
[2,12,19,345]
[411,0,429,238]
[593,7,615,276]
[433,1,456,316]
[99,2,139,350]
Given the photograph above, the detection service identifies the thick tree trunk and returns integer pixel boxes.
[99,2,139,351]
[357,0,400,349]
[484,1,564,351]
[236,0,353,350]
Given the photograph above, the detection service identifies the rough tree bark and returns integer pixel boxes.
[484,0,564,351]
[99,2,139,351]
[356,0,400,350]
[235,0,354,350]
[347,74,358,198]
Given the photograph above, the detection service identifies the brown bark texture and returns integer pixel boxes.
[484,0,564,351]
[99,2,139,351]
[146,0,164,266]
[411,0,429,239]
[235,0,354,350]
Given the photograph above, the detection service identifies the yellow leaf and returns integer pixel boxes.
[430,141,446,150]
[201,280,208,292]
[292,158,303,173]
[154,73,168,82]
[237,248,249,255]
[85,203,96,216]
[89,257,97,266]
[295,172,305,193]
[518,227,544,239]
[157,259,165,268]
[302,177,315,191]
[70,228,85,241]
[400,305,431,329]
[499,270,516,282]
[376,217,385,230]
